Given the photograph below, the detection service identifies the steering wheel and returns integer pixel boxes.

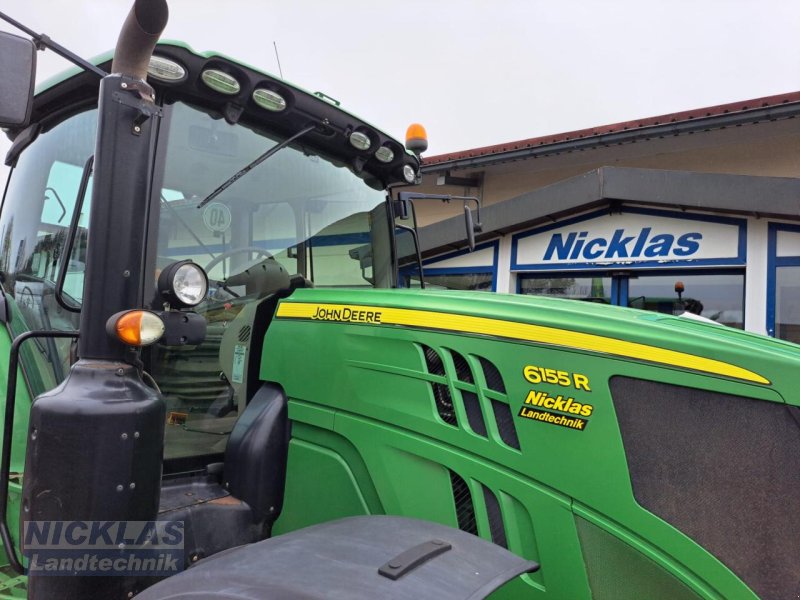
[204,247,273,276]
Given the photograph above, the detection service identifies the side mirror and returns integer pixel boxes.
[0,31,36,128]
[464,205,476,252]
[463,198,482,252]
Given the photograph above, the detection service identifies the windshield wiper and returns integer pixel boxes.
[197,123,317,209]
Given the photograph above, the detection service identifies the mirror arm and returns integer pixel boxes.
[0,11,106,78]
[4,123,40,167]
[396,223,425,290]
[396,191,483,250]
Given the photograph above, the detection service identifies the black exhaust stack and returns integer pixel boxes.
[112,0,169,80]
[23,2,169,598]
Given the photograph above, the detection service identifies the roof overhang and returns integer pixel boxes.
[417,166,800,258]
[420,92,800,173]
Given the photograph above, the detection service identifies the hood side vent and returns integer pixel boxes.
[482,485,508,549]
[479,357,506,393]
[492,400,521,450]
[421,344,458,427]
[449,470,478,536]
[451,350,474,383]
[462,390,487,437]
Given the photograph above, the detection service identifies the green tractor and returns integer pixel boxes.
[0,1,796,598]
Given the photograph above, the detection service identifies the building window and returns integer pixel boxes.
[403,240,498,291]
[773,266,800,343]
[627,272,744,328]
[519,270,744,328]
[422,272,494,291]
[768,223,800,342]
[519,276,612,304]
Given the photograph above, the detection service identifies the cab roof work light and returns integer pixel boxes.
[374,145,395,164]
[147,55,186,83]
[252,88,287,112]
[201,68,241,95]
[349,130,372,151]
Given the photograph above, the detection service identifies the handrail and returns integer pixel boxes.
[54,155,93,314]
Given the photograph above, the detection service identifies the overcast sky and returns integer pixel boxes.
[1,0,799,172]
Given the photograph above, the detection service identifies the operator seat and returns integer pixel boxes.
[157,383,289,565]
[223,383,289,526]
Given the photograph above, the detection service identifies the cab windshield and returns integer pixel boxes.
[154,102,392,291]
[150,102,393,462]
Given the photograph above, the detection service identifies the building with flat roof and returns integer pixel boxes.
[401,91,800,341]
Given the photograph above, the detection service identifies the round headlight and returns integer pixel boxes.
[158,261,209,308]
[173,263,208,305]
[349,131,372,151]
[402,164,417,184]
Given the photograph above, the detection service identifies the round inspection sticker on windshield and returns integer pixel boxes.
[202,203,232,233]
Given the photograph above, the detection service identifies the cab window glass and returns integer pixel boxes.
[43,161,92,302]
[150,102,389,462]
[0,109,96,393]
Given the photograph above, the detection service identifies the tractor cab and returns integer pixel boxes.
[1,33,413,531]
[0,7,529,598]
[0,40,419,462]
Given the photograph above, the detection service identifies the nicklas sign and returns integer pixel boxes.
[543,227,701,261]
[513,212,742,268]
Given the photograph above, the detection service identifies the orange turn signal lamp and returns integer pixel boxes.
[106,310,166,347]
